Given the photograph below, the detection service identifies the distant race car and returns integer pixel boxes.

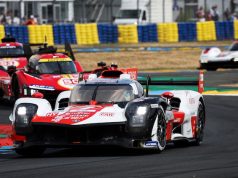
[200,41,238,70]
[9,70,206,156]
[0,43,83,103]
[80,61,138,80]
[0,36,27,75]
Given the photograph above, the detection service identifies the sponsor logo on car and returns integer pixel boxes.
[144,141,158,147]
[29,85,55,91]
[99,112,114,117]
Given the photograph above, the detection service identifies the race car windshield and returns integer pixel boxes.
[70,85,134,104]
[0,46,24,56]
[229,43,238,51]
[38,61,77,74]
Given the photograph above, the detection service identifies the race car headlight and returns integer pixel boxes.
[126,104,148,127]
[132,115,147,126]
[15,103,38,126]
[136,106,147,115]
[17,106,27,115]
[233,58,238,62]
[200,58,208,63]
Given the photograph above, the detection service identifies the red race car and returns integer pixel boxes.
[0,36,27,76]
[81,61,138,81]
[0,43,83,103]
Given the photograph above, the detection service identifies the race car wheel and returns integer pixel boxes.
[12,76,20,100]
[194,102,206,145]
[15,147,45,157]
[151,107,166,152]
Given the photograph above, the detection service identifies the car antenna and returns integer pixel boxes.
[146,75,151,97]
[65,41,75,61]
[44,35,47,48]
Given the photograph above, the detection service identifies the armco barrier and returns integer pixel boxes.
[157,23,178,42]
[234,20,238,39]
[178,22,197,41]
[216,21,234,40]
[1,21,238,45]
[197,21,216,41]
[5,25,28,43]
[53,24,76,44]
[138,24,158,42]
[75,23,99,45]
[28,25,54,45]
[97,24,118,43]
[0,25,5,41]
[118,24,138,44]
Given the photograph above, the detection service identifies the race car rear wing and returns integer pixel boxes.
[139,71,204,96]
[79,62,138,81]
[79,68,138,81]
[23,42,75,61]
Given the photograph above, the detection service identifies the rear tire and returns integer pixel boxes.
[15,147,45,157]
[11,76,20,100]
[193,102,206,146]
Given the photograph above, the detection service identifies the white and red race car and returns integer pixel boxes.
[200,41,238,70]
[9,71,206,156]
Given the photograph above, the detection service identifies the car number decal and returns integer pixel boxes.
[57,75,79,89]
[0,59,19,67]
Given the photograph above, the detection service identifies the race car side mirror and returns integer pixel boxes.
[32,92,44,99]
[162,92,174,100]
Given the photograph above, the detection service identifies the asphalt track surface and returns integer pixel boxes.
[0,70,238,178]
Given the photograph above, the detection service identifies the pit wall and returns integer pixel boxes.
[0,21,237,45]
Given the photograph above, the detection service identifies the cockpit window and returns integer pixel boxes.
[70,84,134,104]
[0,46,24,56]
[37,61,77,74]
[229,43,238,51]
[96,85,134,102]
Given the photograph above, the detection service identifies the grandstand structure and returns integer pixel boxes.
[74,0,120,23]
[0,0,236,24]
[0,0,120,24]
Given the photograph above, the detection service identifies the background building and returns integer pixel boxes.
[0,0,74,24]
[0,0,238,24]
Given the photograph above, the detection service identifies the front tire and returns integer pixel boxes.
[11,76,20,100]
[151,108,166,152]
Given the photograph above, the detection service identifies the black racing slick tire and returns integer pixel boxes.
[11,76,20,100]
[194,101,206,146]
[151,107,166,152]
[15,147,45,157]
